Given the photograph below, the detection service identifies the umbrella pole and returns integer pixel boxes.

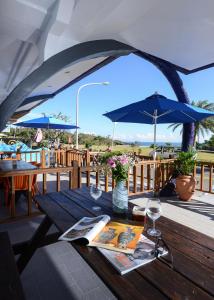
[153,110,157,195]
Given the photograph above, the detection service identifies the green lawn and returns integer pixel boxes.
[87,145,214,162]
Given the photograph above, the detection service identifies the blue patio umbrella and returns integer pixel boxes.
[14,116,78,130]
[103,93,214,149]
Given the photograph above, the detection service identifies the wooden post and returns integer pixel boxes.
[140,165,144,192]
[86,170,90,187]
[69,171,72,189]
[16,153,21,160]
[41,149,46,168]
[147,164,151,190]
[209,165,213,193]
[133,165,137,194]
[200,164,204,191]
[96,170,99,186]
[71,160,79,189]
[105,174,108,192]
[86,149,90,166]
[43,173,47,194]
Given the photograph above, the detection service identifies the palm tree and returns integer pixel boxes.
[168,100,214,145]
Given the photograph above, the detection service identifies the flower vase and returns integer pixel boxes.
[112,181,128,214]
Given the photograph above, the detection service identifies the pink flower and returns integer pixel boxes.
[107,158,116,168]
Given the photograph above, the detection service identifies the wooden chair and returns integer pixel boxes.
[30,161,41,196]
[3,161,40,206]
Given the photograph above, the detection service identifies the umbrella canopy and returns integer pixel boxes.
[103,93,214,150]
[14,116,78,130]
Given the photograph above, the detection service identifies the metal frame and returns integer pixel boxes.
[0,39,196,150]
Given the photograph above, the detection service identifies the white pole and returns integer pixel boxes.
[153,109,157,160]
[111,122,117,148]
[75,82,110,149]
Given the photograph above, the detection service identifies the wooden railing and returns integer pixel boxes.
[0,158,213,222]
[194,161,214,193]
[0,149,91,168]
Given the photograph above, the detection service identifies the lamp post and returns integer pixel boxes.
[111,122,117,148]
[75,81,109,149]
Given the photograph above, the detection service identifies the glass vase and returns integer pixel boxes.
[112,181,128,214]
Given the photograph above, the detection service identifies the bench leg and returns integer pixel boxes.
[17,215,53,274]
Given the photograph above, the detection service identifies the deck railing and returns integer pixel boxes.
[0,149,91,168]
[0,158,213,222]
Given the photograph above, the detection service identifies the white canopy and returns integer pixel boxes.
[1,0,214,123]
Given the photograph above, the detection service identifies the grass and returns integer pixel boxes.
[83,145,214,162]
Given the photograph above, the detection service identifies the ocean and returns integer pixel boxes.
[131,142,181,147]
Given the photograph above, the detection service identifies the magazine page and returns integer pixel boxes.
[98,235,168,275]
[89,222,143,254]
[59,215,110,242]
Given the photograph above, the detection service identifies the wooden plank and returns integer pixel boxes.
[159,216,214,251]
[0,232,26,300]
[105,174,109,192]
[200,164,204,191]
[140,165,144,192]
[71,160,79,189]
[160,246,214,296]
[209,165,213,193]
[42,173,47,194]
[138,259,213,300]
[157,222,214,270]
[147,164,151,190]
[133,165,137,193]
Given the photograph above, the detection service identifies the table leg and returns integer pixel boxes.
[16,215,53,274]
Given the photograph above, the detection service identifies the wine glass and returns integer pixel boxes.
[146,198,161,237]
[90,184,102,211]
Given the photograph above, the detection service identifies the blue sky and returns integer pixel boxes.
[26,54,214,144]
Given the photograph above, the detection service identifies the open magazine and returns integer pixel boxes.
[59,215,143,254]
[98,234,168,275]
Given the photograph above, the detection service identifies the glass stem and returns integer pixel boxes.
[153,220,156,231]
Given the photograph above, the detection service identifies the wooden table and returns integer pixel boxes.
[0,160,37,173]
[17,188,214,300]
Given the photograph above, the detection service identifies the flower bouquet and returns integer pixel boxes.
[100,152,133,214]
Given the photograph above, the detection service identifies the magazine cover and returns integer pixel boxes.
[98,235,168,275]
[59,216,143,254]
[89,222,143,254]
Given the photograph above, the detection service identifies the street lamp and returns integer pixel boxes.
[75,81,110,149]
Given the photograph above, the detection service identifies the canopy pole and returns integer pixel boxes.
[153,109,157,154]
[153,110,157,194]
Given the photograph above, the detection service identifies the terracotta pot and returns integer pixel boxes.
[176,175,196,201]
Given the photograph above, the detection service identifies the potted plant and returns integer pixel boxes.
[174,148,197,201]
[99,151,133,214]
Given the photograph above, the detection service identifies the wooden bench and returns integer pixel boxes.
[0,232,25,300]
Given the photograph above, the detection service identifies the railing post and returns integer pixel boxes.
[133,165,137,194]
[140,165,144,192]
[200,164,204,191]
[41,149,46,168]
[43,173,47,194]
[86,149,90,166]
[71,160,79,189]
